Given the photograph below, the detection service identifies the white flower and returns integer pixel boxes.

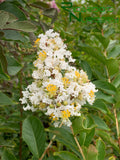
[20,29,98,127]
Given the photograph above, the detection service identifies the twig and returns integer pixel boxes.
[70,126,86,160]
[39,122,63,160]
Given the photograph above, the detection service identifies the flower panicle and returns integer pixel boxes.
[20,29,98,127]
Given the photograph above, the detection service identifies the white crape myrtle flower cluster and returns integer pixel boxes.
[20,29,98,127]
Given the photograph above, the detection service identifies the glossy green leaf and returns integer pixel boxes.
[0,45,8,74]
[0,92,14,105]
[84,128,95,147]
[0,2,26,21]
[92,115,110,131]
[96,130,119,153]
[115,101,120,109]
[93,80,116,95]
[30,1,50,9]
[93,32,109,49]
[96,138,106,160]
[2,149,17,160]
[88,99,109,114]
[0,10,9,28]
[54,151,80,160]
[49,127,81,158]
[79,44,106,64]
[80,60,92,79]
[0,64,10,80]
[112,73,120,87]
[6,56,22,76]
[22,116,46,158]
[39,21,50,32]
[2,21,37,32]
[79,132,86,146]
[72,115,96,135]
[96,91,116,104]
[106,59,119,76]
[108,45,120,58]
[84,145,98,160]
[3,30,25,42]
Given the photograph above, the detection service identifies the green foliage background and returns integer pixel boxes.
[0,0,120,160]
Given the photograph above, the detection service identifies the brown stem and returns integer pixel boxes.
[70,126,86,160]
[114,108,119,139]
[39,122,63,160]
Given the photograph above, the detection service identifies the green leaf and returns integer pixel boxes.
[80,60,92,80]
[2,21,37,32]
[79,44,106,64]
[78,132,86,146]
[0,2,26,21]
[83,145,98,160]
[0,126,16,133]
[106,59,119,76]
[108,45,120,58]
[93,32,109,49]
[72,115,96,135]
[43,8,58,24]
[2,149,17,160]
[96,130,119,153]
[87,99,109,114]
[96,91,116,104]
[0,45,8,74]
[96,138,106,160]
[84,128,95,147]
[117,111,120,121]
[39,21,50,32]
[7,12,17,23]
[49,127,81,158]
[92,115,110,131]
[22,116,46,158]
[6,56,22,76]
[112,73,120,87]
[0,64,10,80]
[3,30,25,42]
[54,151,80,160]
[115,101,120,109]
[46,156,62,160]
[0,10,9,28]
[0,92,14,105]
[30,1,50,9]
[93,80,116,95]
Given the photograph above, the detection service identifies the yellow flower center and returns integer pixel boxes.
[38,50,47,61]
[33,38,40,47]
[62,77,70,87]
[35,38,40,44]
[50,113,58,121]
[46,84,57,95]
[89,90,94,99]
[75,71,81,78]
[61,109,71,119]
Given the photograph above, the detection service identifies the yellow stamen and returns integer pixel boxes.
[35,38,40,44]
[61,109,71,119]
[38,50,47,61]
[62,77,70,87]
[75,71,81,78]
[89,90,94,99]
[46,84,57,95]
